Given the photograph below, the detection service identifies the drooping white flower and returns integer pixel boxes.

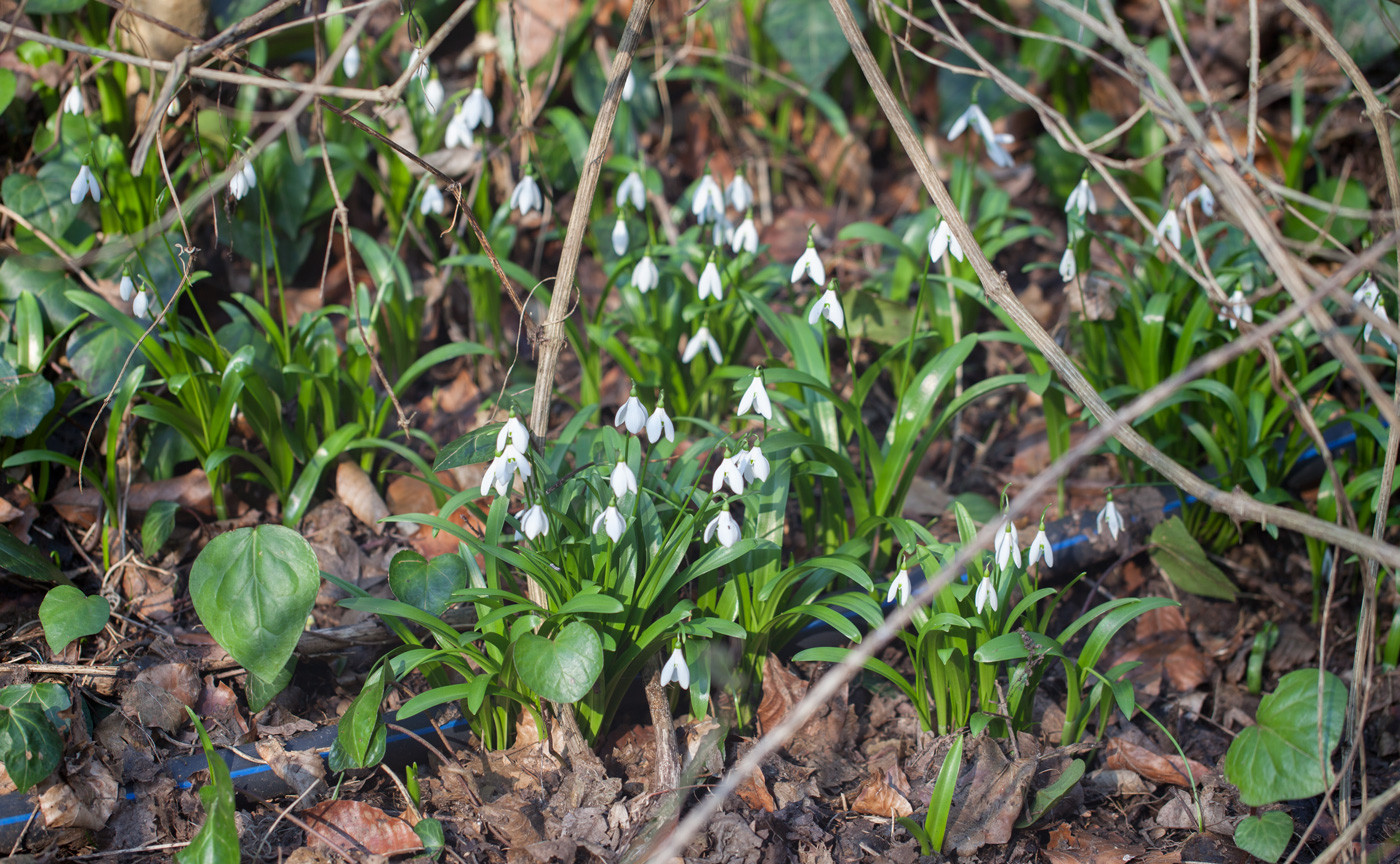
[480,445,532,496]
[632,255,659,293]
[445,108,474,149]
[1027,521,1053,569]
[166,97,181,118]
[1184,184,1216,218]
[119,275,135,302]
[510,175,543,215]
[420,184,445,216]
[743,445,769,483]
[610,455,638,498]
[660,646,689,689]
[342,43,361,78]
[692,172,724,223]
[887,569,911,606]
[592,502,626,542]
[994,520,1022,573]
[612,216,630,256]
[1218,289,1253,330]
[731,213,759,255]
[1154,209,1181,250]
[622,69,636,101]
[227,159,255,201]
[681,325,723,364]
[1059,247,1077,283]
[698,254,723,301]
[727,174,753,212]
[422,77,445,114]
[975,576,998,614]
[496,413,530,451]
[927,220,964,265]
[132,287,151,320]
[710,210,733,248]
[63,86,84,116]
[1065,176,1096,216]
[462,86,493,130]
[408,47,429,81]
[70,164,100,204]
[616,171,646,211]
[737,370,772,420]
[807,288,844,330]
[1096,494,1124,540]
[646,397,674,443]
[1353,278,1395,347]
[712,451,745,496]
[791,239,826,286]
[520,504,549,540]
[947,103,1015,168]
[615,390,649,435]
[704,507,741,548]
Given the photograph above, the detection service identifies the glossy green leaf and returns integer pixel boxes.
[0,517,66,583]
[1233,811,1293,863]
[1149,517,1237,601]
[0,69,15,115]
[142,500,179,559]
[513,621,603,703]
[0,355,54,438]
[0,700,63,793]
[389,550,467,617]
[39,585,110,654]
[434,423,504,472]
[762,0,864,88]
[175,710,240,864]
[1224,669,1347,806]
[336,664,386,769]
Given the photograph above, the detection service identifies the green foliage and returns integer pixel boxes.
[390,550,468,617]
[761,0,861,89]
[141,500,179,559]
[1224,669,1347,806]
[175,709,240,864]
[0,524,67,584]
[39,585,110,654]
[1234,811,1293,863]
[1148,517,1238,601]
[0,683,69,793]
[514,622,605,703]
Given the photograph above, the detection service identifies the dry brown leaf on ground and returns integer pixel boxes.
[121,662,200,733]
[1104,738,1211,788]
[850,770,912,818]
[37,753,119,830]
[336,462,389,534]
[735,767,777,813]
[51,470,212,528]
[945,737,1037,857]
[1045,821,1182,864]
[302,799,422,856]
[256,738,326,806]
[757,654,807,736]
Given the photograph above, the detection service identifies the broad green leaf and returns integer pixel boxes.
[928,734,964,854]
[1149,517,1237,601]
[762,0,864,89]
[1018,758,1084,827]
[389,550,467,617]
[434,423,504,472]
[0,258,80,329]
[0,355,54,438]
[188,525,320,682]
[1234,811,1293,863]
[245,656,295,713]
[39,585,110,654]
[0,69,15,115]
[67,319,139,399]
[1283,177,1369,245]
[0,526,66,583]
[0,701,62,793]
[142,500,179,559]
[175,710,240,864]
[513,621,603,703]
[26,0,88,12]
[1,169,78,256]
[336,664,386,769]
[1224,669,1347,806]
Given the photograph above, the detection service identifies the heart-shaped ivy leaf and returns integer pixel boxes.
[188,525,319,682]
[0,701,63,793]
[39,585,110,654]
[513,621,603,703]
[389,550,467,617]
[1234,811,1293,863]
[1224,668,1347,806]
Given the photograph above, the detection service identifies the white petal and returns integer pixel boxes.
[791,247,825,286]
[727,176,753,211]
[342,44,361,78]
[646,407,674,443]
[947,106,973,141]
[63,86,84,115]
[747,448,769,481]
[717,513,740,547]
[119,276,135,302]
[699,262,723,300]
[612,217,630,256]
[420,184,445,216]
[132,290,150,319]
[704,514,719,542]
[1059,248,1076,282]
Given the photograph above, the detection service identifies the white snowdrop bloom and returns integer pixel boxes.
[1096,494,1124,540]
[63,86,84,115]
[1027,522,1053,569]
[342,43,361,78]
[119,275,135,302]
[886,569,911,606]
[480,445,531,496]
[422,77,445,114]
[496,413,530,451]
[1059,247,1077,283]
[408,48,429,81]
[791,241,826,286]
[704,507,741,548]
[1065,176,1096,216]
[646,400,674,443]
[632,255,659,294]
[947,103,1015,168]
[736,371,771,419]
[698,255,723,301]
[612,216,630,256]
[462,86,493,130]
[1354,278,1395,347]
[1154,209,1182,250]
[927,221,964,265]
[691,173,724,223]
[132,287,151,320]
[592,503,626,543]
[712,451,745,496]
[622,69,636,101]
[807,288,844,330]
[726,174,753,212]
[975,576,998,614]
[610,456,638,498]
[710,210,733,248]
[70,165,100,204]
[660,646,689,689]
[681,325,723,364]
[742,445,769,483]
[520,503,549,540]
[1184,184,1216,218]
[994,520,1022,573]
[616,171,646,211]
[166,97,181,118]
[731,214,759,255]
[227,159,256,201]
[444,109,474,149]
[615,390,649,435]
[420,184,445,216]
[510,175,543,215]
[1218,289,1253,330]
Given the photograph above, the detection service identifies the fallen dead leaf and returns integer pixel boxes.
[37,754,119,830]
[1083,768,1155,796]
[336,462,389,534]
[302,799,422,856]
[122,562,176,622]
[51,470,212,528]
[256,738,326,806]
[850,770,912,819]
[122,662,200,733]
[1104,738,1210,788]
[945,738,1037,857]
[1044,821,1182,864]
[735,767,777,813]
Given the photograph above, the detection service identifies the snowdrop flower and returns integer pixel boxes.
[692,172,724,223]
[704,506,741,548]
[994,520,1021,573]
[610,454,638,498]
[408,48,429,81]
[927,220,964,265]
[807,286,844,330]
[886,569,911,606]
[660,645,689,689]
[119,274,135,302]
[496,412,530,451]
[444,109,474,149]
[1096,493,1124,540]
[1154,209,1181,250]
[612,215,630,256]
[712,450,745,495]
[70,164,100,204]
[681,325,723,364]
[1184,184,1216,218]
[593,500,626,543]
[63,86,84,115]
[615,387,649,435]
[740,445,769,483]
[510,174,543,216]
[1065,175,1096,216]
[710,210,733,248]
[462,86,493,130]
[520,503,549,540]
[727,174,753,212]
[646,394,674,443]
[791,234,826,285]
[622,69,636,101]
[1059,248,1077,283]
[731,212,759,255]
[1027,518,1053,569]
[422,77,445,114]
[481,445,531,495]
[975,576,998,614]
[736,369,772,420]
[1353,278,1395,347]
[947,103,1015,168]
[342,43,361,78]
[698,253,723,301]
[632,255,659,293]
[420,184,445,216]
[166,97,181,118]
[227,159,256,201]
[132,285,151,320]
[616,171,645,211]
[1218,289,1253,330]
